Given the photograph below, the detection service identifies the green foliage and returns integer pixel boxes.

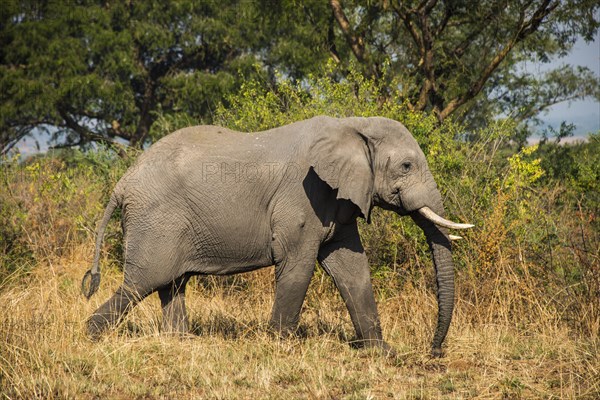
[0,0,322,152]
[0,149,130,280]
[215,62,439,136]
[3,0,597,153]
[572,133,600,196]
[505,145,545,192]
[536,133,600,210]
[327,0,599,127]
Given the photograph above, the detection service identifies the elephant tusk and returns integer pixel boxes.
[418,207,474,230]
[448,234,463,241]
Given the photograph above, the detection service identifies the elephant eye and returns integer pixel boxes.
[401,162,412,173]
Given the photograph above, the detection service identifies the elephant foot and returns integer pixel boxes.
[431,347,444,358]
[85,285,141,340]
[350,338,398,359]
[267,320,308,340]
[86,315,110,341]
[161,318,189,336]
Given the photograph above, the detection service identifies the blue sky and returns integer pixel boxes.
[531,33,600,137]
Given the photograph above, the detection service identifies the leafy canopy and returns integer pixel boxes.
[0,0,598,154]
[0,0,328,154]
[328,0,600,125]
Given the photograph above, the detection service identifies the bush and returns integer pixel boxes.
[0,148,132,281]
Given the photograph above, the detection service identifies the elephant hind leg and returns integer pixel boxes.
[86,284,147,340]
[158,275,191,334]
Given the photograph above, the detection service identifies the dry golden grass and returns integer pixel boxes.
[1,243,598,399]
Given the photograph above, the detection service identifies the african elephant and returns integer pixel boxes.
[81,116,472,357]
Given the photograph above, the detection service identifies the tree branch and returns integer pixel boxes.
[1,121,45,156]
[330,0,365,62]
[396,3,440,112]
[418,0,438,15]
[394,6,423,54]
[433,0,453,37]
[327,9,341,63]
[440,0,559,120]
[452,2,506,58]
[519,0,558,38]
[59,110,129,158]
[516,94,586,122]
[1,129,27,156]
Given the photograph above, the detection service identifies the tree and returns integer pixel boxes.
[328,0,600,124]
[0,0,261,154]
[0,0,330,155]
[2,1,598,155]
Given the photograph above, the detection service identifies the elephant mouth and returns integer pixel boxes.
[417,206,474,231]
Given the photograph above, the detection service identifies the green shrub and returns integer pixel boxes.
[0,148,132,281]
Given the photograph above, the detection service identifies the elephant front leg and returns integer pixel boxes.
[158,275,191,334]
[318,225,396,357]
[268,259,316,337]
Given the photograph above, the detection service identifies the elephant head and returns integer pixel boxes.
[311,116,472,356]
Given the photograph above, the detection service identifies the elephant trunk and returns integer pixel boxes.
[426,224,454,358]
[410,194,456,358]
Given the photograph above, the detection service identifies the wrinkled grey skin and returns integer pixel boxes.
[82,116,455,357]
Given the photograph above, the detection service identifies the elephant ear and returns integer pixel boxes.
[309,126,374,220]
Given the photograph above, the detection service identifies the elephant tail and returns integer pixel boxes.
[82,192,120,299]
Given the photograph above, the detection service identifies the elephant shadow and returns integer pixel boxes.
[116,314,263,340]
[187,312,353,344]
[189,313,260,340]
[115,308,358,346]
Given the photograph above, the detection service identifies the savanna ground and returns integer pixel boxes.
[1,78,599,398]
[0,243,598,399]
[1,143,598,399]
